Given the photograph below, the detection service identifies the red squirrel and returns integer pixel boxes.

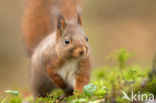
[23,0,91,97]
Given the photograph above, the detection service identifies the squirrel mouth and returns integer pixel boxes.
[71,51,87,58]
[71,47,87,58]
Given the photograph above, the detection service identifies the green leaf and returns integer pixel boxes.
[4,90,19,96]
[83,83,97,96]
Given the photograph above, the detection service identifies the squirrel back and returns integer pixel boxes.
[23,0,81,56]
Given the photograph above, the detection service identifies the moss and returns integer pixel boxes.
[1,48,156,103]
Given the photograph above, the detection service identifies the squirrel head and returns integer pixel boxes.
[55,14,89,59]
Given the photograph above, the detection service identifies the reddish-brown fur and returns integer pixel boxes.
[23,0,81,55]
[23,0,91,98]
[45,57,67,89]
[75,56,91,93]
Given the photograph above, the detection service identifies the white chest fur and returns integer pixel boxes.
[57,59,79,88]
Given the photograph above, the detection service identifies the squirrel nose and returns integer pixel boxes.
[79,50,84,56]
[72,47,87,57]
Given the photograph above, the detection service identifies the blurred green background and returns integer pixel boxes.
[0,0,156,96]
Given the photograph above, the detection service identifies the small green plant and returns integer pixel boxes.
[83,83,97,97]
[109,48,134,69]
[4,90,19,96]
[1,90,21,103]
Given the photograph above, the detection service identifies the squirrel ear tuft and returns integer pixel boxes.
[78,13,82,25]
[57,15,66,32]
[56,15,66,42]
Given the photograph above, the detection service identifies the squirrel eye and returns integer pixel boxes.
[85,37,88,42]
[65,39,69,44]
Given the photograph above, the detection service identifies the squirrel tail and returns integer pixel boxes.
[22,0,82,56]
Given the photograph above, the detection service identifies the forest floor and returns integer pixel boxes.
[1,48,156,103]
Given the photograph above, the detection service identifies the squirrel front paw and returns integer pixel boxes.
[64,87,74,97]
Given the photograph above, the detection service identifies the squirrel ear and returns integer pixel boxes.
[78,13,82,25]
[57,15,66,32]
[56,15,66,42]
